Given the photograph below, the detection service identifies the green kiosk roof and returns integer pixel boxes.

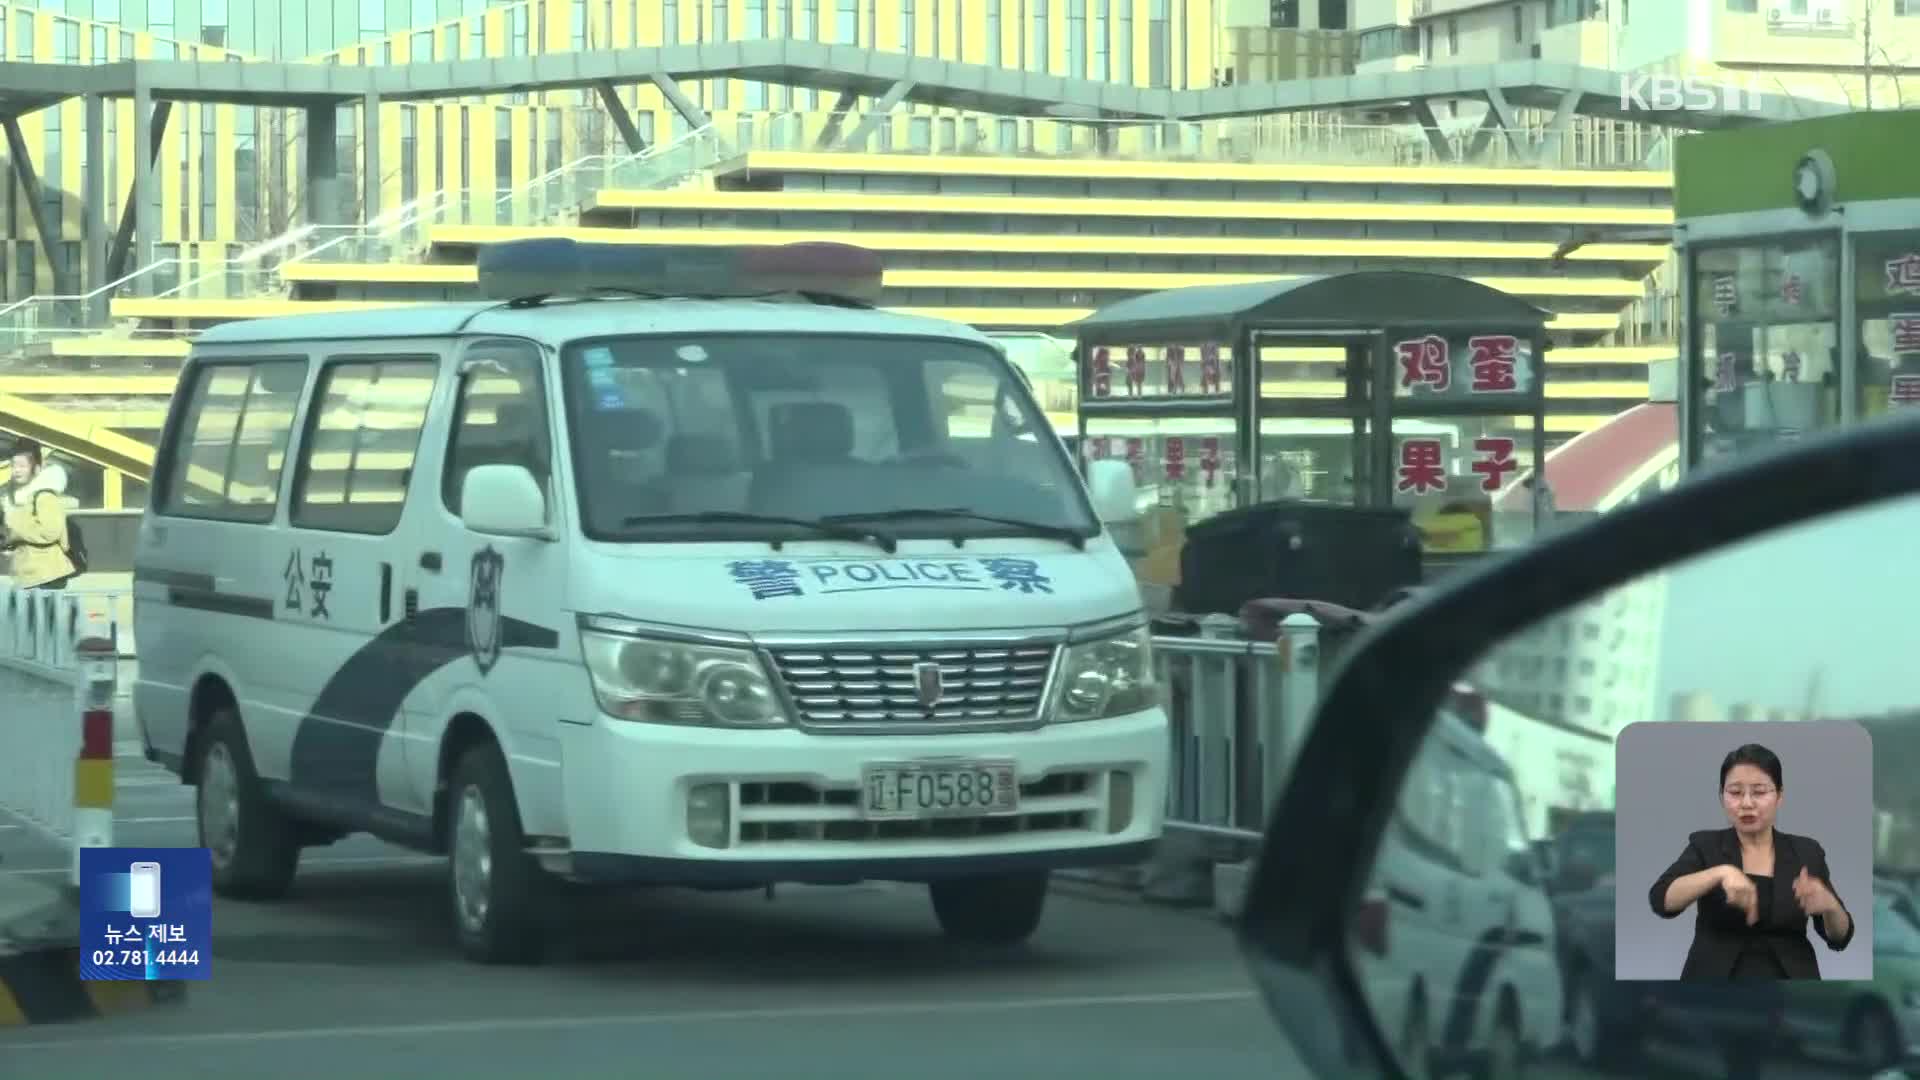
[1674,109,1920,219]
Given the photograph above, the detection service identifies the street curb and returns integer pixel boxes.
[0,945,188,1026]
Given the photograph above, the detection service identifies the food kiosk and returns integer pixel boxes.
[1673,109,1920,472]
[1068,271,1554,597]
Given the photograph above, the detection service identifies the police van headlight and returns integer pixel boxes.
[580,629,786,728]
[1051,624,1157,723]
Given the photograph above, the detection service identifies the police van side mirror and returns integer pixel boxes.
[461,465,551,539]
[1086,459,1140,524]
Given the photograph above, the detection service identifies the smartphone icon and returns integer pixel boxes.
[128,862,162,919]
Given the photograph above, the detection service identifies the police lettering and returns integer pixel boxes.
[809,561,983,589]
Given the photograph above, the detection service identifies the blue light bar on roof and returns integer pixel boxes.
[475,237,887,306]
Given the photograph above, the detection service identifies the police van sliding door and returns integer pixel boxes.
[276,352,443,818]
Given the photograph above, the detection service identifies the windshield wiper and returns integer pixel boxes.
[621,511,897,552]
[821,507,1089,550]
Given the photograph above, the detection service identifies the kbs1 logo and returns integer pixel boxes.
[1617,75,1768,115]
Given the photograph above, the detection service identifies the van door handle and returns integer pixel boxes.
[419,551,443,572]
[404,588,420,618]
[379,563,392,623]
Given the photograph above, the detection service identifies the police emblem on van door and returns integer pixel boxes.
[467,547,504,675]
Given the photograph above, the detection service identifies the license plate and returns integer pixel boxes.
[860,760,1019,820]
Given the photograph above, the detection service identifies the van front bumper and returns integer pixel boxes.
[554,706,1168,887]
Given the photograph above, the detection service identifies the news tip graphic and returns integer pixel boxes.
[78,847,213,981]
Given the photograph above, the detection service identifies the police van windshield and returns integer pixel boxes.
[559,333,1099,543]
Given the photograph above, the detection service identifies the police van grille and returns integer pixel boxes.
[768,643,1058,729]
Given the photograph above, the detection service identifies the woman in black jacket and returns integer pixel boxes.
[1647,743,1854,980]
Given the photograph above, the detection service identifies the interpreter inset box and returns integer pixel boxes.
[1614,721,1873,982]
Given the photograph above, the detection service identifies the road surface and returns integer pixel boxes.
[0,747,1891,1079]
[0,743,1307,1080]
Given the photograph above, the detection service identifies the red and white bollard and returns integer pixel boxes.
[69,603,118,888]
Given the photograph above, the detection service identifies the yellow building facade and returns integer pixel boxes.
[2,0,1233,304]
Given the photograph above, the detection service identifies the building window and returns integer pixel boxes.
[494,107,513,195]
[1091,0,1108,79]
[664,0,680,43]
[14,9,34,59]
[1067,0,1085,76]
[40,107,61,241]
[459,107,471,190]
[154,243,180,295]
[401,106,418,207]
[1421,24,1433,61]
[1513,4,1524,41]
[1032,0,1051,73]
[235,110,259,242]
[1116,0,1131,82]
[1148,0,1168,87]
[105,104,118,228]
[1358,25,1417,62]
[1447,16,1458,54]
[468,14,484,56]
[802,0,819,38]
[15,241,35,298]
[711,3,730,108]
[544,107,562,176]
[511,5,529,55]
[572,0,589,49]
[203,0,229,46]
[359,0,383,41]
[200,105,219,240]
[901,0,915,52]
[836,0,857,43]
[986,0,1001,65]
[55,18,79,63]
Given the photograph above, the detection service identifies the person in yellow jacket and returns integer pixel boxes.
[2,438,77,590]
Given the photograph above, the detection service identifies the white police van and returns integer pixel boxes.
[1352,698,1563,1078]
[133,239,1168,963]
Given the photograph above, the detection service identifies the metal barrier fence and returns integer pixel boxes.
[1154,612,1321,844]
[0,582,130,884]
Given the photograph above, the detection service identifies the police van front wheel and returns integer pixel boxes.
[196,709,300,900]
[929,871,1050,945]
[447,743,545,965]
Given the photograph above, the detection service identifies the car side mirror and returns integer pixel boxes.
[1086,459,1139,524]
[1231,414,1920,1078]
[461,465,551,539]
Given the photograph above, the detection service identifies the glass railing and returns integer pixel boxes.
[698,108,1677,173]
[0,124,722,351]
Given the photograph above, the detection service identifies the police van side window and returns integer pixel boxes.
[289,356,439,535]
[156,359,309,522]
[442,340,550,517]
[1397,741,1486,876]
